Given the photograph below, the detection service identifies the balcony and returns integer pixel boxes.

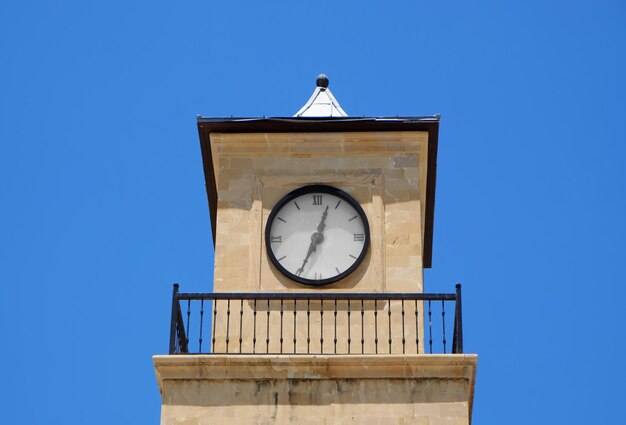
[168,284,464,355]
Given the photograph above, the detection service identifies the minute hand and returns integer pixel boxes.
[317,206,329,232]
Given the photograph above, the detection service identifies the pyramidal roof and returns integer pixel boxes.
[293,74,348,117]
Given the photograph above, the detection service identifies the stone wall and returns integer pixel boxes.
[210,131,429,294]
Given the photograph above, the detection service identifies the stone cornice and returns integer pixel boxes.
[154,353,476,386]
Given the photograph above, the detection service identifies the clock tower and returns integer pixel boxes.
[154,75,477,424]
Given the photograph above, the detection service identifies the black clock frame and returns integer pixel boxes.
[265,184,370,287]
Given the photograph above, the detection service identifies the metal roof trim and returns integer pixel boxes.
[197,115,440,124]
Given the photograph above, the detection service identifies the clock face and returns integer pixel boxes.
[265,185,370,286]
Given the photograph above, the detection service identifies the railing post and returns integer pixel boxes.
[454,283,464,354]
[169,283,180,354]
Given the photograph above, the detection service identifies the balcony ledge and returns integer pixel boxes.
[154,353,477,389]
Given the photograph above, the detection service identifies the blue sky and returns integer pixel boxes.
[1,1,625,423]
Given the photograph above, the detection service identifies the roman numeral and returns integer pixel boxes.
[314,272,322,280]
[313,195,323,205]
[270,236,282,243]
[354,233,365,242]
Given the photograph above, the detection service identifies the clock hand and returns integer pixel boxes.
[317,206,329,233]
[296,206,330,276]
[295,238,317,276]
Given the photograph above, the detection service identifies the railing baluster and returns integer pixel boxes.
[186,300,191,348]
[307,299,311,354]
[388,299,392,354]
[428,300,433,354]
[442,300,447,354]
[361,300,365,354]
[253,299,257,354]
[320,299,324,354]
[266,299,270,353]
[199,299,204,353]
[334,299,338,354]
[280,299,284,354]
[293,300,297,353]
[374,300,378,354]
[401,299,405,354]
[415,300,419,354]
[239,299,244,353]
[212,299,217,353]
[348,300,352,354]
[225,299,231,353]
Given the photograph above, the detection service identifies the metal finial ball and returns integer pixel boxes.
[316,74,329,88]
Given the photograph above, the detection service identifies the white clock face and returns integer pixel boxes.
[266,185,369,286]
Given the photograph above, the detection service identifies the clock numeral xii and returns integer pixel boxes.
[312,195,323,206]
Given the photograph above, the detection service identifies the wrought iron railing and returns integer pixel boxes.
[169,284,463,355]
